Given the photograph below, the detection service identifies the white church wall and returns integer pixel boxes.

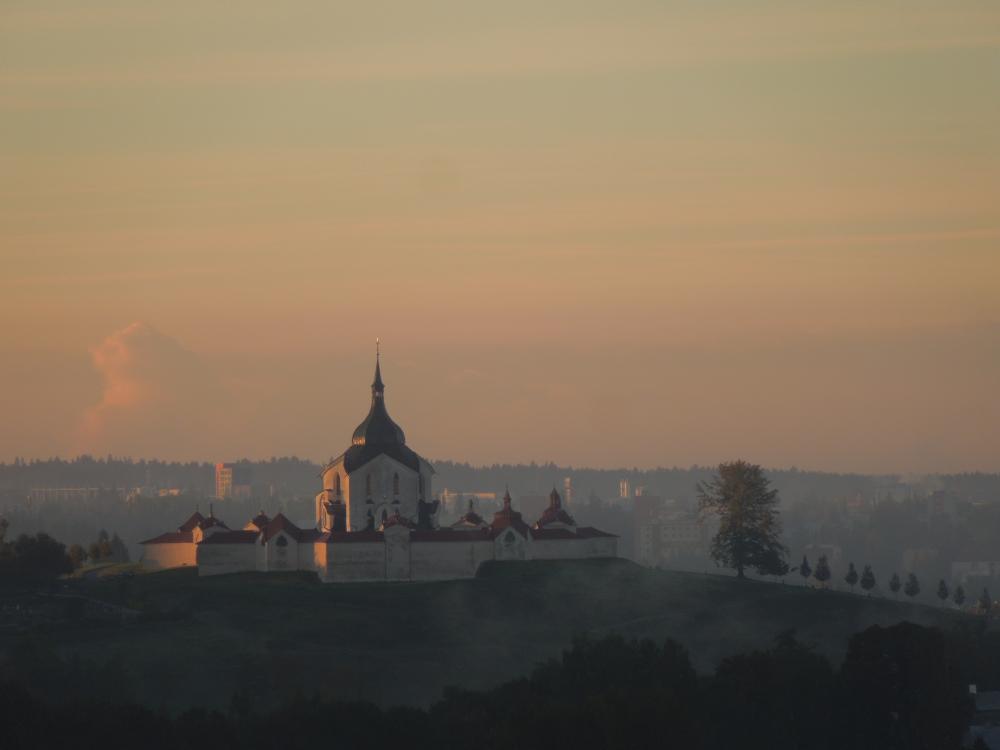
[298,540,320,570]
[347,454,421,531]
[410,540,493,581]
[264,533,299,572]
[532,537,619,560]
[324,542,386,582]
[198,543,256,576]
[142,543,196,571]
[385,525,411,581]
[494,529,530,561]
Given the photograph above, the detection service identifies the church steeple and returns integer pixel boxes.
[352,343,405,447]
[372,338,384,397]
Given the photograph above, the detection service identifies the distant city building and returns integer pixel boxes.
[438,489,497,513]
[952,561,1000,587]
[142,352,617,582]
[618,479,630,499]
[563,476,573,507]
[803,543,843,569]
[27,487,124,504]
[215,463,252,499]
[633,494,707,566]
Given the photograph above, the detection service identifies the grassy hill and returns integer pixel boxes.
[4,559,969,711]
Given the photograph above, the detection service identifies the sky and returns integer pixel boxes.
[1,0,999,473]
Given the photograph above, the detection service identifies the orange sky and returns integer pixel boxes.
[1,1,999,472]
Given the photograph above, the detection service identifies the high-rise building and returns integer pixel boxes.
[215,463,251,499]
[618,479,630,499]
[563,476,574,507]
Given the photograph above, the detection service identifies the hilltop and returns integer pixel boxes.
[2,559,969,711]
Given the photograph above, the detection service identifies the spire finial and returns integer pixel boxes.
[372,339,385,393]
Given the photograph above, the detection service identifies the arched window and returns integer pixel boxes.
[381,509,388,523]
[276,535,288,547]
[333,474,341,496]
[366,474,372,497]
[418,475,424,498]
[393,473,399,496]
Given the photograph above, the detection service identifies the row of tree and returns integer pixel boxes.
[0,624,975,750]
[66,529,130,569]
[696,461,996,619]
[797,554,994,611]
[0,519,73,580]
[0,522,130,580]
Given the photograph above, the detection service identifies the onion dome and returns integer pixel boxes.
[490,487,531,537]
[351,356,406,447]
[451,499,487,530]
[534,488,576,529]
[343,352,422,473]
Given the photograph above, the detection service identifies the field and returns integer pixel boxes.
[5,559,969,711]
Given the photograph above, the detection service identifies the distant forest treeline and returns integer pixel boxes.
[4,455,1000,504]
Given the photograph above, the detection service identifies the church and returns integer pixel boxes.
[140,352,617,582]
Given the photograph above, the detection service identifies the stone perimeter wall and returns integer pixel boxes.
[154,535,618,581]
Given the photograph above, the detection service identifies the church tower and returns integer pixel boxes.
[316,346,436,533]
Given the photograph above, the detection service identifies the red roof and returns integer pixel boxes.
[534,488,577,529]
[178,512,205,532]
[199,530,258,545]
[261,513,303,543]
[490,489,531,537]
[140,531,193,545]
[576,526,617,539]
[198,515,229,531]
[529,528,577,540]
[411,529,490,543]
[319,531,385,543]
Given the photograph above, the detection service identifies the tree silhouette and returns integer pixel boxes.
[697,460,787,579]
[798,555,811,582]
[860,565,876,596]
[813,555,831,588]
[936,579,950,604]
[904,573,920,599]
[844,562,859,592]
[979,588,992,616]
[954,585,966,608]
[67,544,87,569]
[889,572,902,597]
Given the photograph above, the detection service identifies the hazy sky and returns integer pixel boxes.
[2,1,999,473]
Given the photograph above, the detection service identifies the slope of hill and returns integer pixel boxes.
[6,559,968,711]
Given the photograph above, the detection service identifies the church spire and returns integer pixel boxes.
[372,338,384,396]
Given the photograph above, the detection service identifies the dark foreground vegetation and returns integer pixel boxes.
[0,622,979,750]
[0,560,976,711]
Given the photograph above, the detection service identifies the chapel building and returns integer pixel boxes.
[141,353,617,582]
